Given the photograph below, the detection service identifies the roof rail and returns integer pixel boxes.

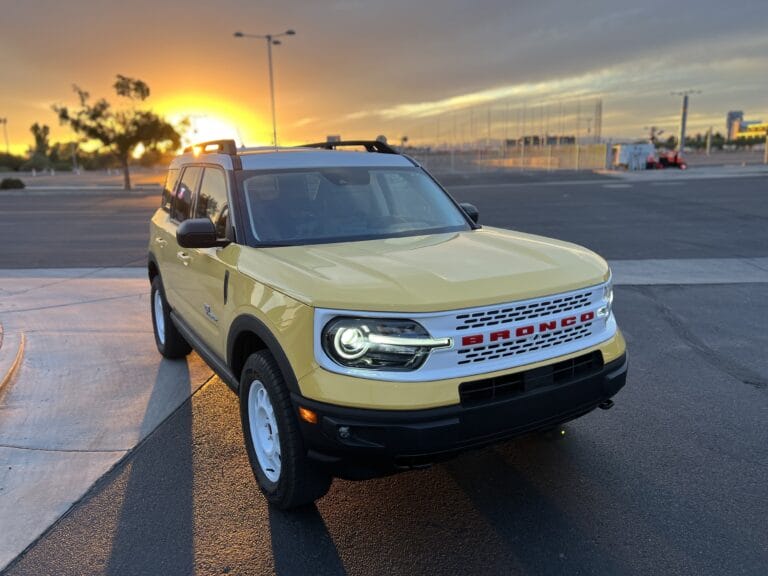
[183,139,238,155]
[298,140,399,155]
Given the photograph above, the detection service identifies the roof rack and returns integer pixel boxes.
[183,139,238,155]
[298,140,399,154]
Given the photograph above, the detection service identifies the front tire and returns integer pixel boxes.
[239,351,332,509]
[150,275,192,359]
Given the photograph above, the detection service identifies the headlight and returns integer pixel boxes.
[322,317,451,371]
[597,278,614,319]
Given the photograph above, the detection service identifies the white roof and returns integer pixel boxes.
[170,147,414,171]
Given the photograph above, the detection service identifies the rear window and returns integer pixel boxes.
[195,167,229,239]
[171,166,202,223]
[161,168,180,211]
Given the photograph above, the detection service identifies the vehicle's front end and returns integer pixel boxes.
[291,271,626,477]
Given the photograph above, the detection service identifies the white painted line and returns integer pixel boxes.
[602,184,632,189]
[609,257,768,285]
[446,179,616,190]
[24,185,160,190]
[0,267,145,280]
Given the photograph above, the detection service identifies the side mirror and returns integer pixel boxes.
[459,202,479,224]
[177,218,228,248]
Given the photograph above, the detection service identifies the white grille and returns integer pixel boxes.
[457,324,593,365]
[455,289,594,331]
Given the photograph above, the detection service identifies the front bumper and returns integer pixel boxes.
[293,352,628,476]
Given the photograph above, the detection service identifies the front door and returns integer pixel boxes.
[176,166,236,359]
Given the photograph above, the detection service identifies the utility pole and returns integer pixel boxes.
[0,118,8,154]
[706,126,712,156]
[671,90,701,153]
[764,131,768,165]
[486,106,491,148]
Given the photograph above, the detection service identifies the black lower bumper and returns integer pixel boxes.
[293,352,627,477]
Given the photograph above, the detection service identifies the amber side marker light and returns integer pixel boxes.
[298,406,318,424]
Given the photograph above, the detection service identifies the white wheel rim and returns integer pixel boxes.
[248,379,281,482]
[153,290,165,345]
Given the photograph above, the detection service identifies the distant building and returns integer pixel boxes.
[726,111,743,140]
[505,135,576,147]
[727,111,767,140]
[734,121,768,140]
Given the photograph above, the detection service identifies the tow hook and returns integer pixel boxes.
[598,399,614,410]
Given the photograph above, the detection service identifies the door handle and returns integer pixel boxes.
[155,237,167,247]
[176,251,191,265]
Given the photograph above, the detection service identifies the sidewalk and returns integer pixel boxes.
[596,163,768,182]
[0,268,213,571]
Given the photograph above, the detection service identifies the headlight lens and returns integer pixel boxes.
[322,317,451,371]
[597,279,614,319]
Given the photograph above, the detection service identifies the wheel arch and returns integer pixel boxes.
[228,315,300,394]
[147,252,160,283]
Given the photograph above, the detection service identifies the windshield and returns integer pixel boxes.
[240,167,471,245]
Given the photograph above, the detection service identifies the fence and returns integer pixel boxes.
[408,144,608,173]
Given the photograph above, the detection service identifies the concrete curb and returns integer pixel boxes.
[0,330,26,398]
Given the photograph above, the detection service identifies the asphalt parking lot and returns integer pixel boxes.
[1,170,767,575]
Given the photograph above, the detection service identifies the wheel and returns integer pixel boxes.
[150,275,192,359]
[239,351,332,509]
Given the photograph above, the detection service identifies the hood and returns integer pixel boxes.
[237,227,610,313]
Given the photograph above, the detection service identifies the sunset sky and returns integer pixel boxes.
[1,0,767,154]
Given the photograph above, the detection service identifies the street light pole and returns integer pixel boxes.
[0,118,8,154]
[266,36,278,149]
[671,90,701,154]
[234,29,296,149]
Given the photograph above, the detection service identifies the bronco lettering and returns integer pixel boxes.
[461,311,596,347]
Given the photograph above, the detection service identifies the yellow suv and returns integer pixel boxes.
[148,139,627,509]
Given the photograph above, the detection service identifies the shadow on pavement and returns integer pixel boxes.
[268,504,347,576]
[104,358,195,575]
[443,435,629,575]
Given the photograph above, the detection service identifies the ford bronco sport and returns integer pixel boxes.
[148,139,627,509]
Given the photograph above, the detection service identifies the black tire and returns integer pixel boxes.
[150,275,192,359]
[239,351,332,509]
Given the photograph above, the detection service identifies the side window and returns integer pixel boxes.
[161,168,180,211]
[196,168,229,239]
[171,166,202,223]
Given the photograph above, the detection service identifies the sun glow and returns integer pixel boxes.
[154,94,273,149]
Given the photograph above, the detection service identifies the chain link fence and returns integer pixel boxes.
[407,144,608,172]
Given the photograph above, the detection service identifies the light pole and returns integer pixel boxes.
[671,90,701,154]
[234,29,296,148]
[0,118,8,154]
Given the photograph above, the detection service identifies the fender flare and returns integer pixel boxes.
[147,251,160,282]
[228,314,301,394]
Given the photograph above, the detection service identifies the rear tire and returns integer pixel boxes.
[239,351,332,509]
[150,275,192,359]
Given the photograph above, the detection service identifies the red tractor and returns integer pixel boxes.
[653,150,687,170]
